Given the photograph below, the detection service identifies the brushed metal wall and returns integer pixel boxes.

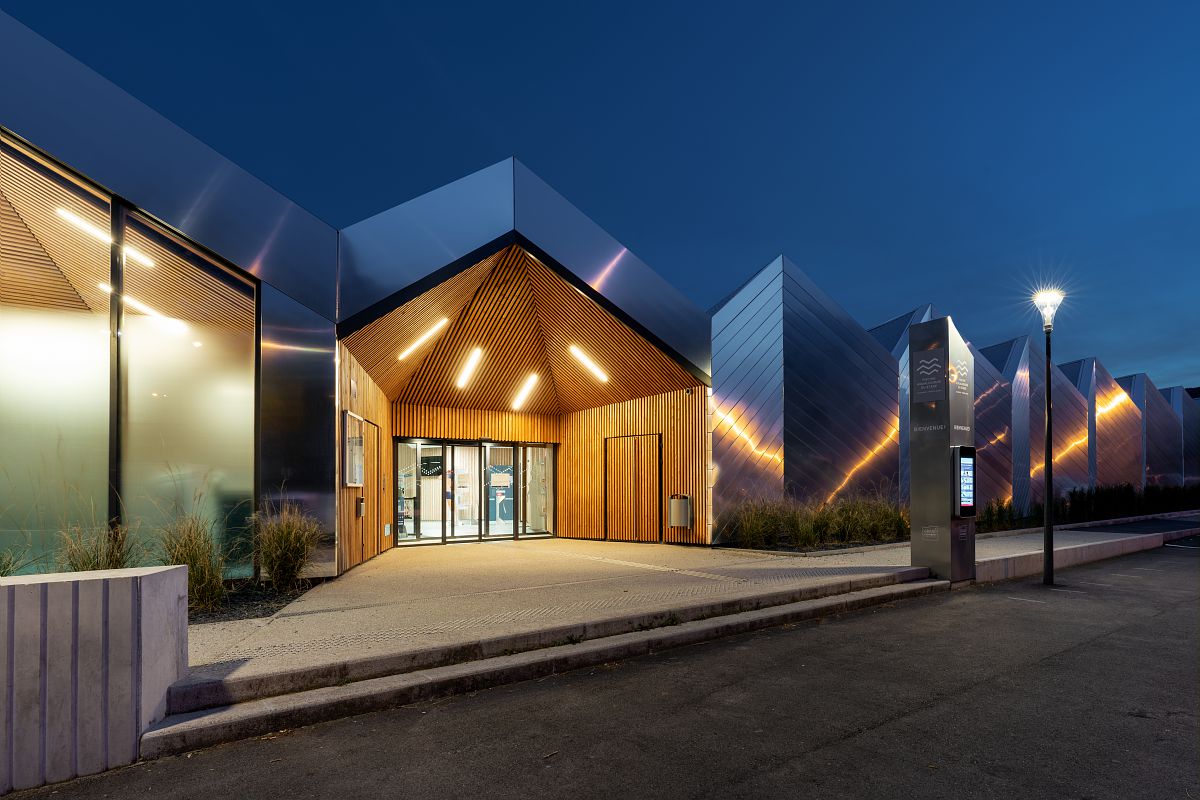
[1061,358,1144,489]
[712,256,899,510]
[1118,373,1183,488]
[1162,386,1200,486]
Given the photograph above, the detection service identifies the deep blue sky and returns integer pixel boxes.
[4,1,1197,385]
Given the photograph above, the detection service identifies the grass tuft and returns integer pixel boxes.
[715,487,909,550]
[158,513,227,611]
[253,501,323,593]
[57,522,141,572]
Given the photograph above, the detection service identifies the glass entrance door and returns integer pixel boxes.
[485,445,516,538]
[395,439,554,544]
[447,445,482,540]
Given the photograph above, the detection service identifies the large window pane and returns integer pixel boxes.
[120,214,255,573]
[0,139,111,571]
[523,445,554,534]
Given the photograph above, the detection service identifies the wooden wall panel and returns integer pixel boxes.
[337,342,394,574]
[393,403,560,444]
[561,387,709,544]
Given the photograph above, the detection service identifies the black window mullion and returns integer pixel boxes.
[107,202,127,528]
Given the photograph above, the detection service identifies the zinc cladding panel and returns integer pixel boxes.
[1092,361,1143,489]
[970,342,1013,510]
[1143,377,1183,487]
[1027,358,1091,505]
[778,260,899,503]
[1169,389,1200,486]
[711,262,786,507]
[981,338,1032,516]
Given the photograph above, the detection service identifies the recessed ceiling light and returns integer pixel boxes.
[512,373,538,410]
[456,347,483,389]
[569,344,608,383]
[398,317,449,360]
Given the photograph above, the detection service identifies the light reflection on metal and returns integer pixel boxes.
[261,340,336,354]
[712,405,783,464]
[589,247,627,292]
[823,423,900,505]
[57,207,156,267]
[1030,431,1089,477]
[1096,390,1130,416]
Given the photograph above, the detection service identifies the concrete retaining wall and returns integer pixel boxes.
[1,566,187,794]
[974,529,1196,583]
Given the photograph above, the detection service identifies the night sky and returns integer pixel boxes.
[3,1,1196,385]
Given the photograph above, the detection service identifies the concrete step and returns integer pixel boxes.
[143,578,949,759]
[170,566,931,715]
[975,526,1199,583]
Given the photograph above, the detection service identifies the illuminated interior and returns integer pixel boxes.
[0,134,256,573]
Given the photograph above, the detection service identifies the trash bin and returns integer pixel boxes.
[668,494,691,528]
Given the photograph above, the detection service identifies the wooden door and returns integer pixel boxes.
[605,434,661,542]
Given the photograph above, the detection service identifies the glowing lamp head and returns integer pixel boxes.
[1032,288,1064,331]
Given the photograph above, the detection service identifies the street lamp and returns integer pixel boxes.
[1033,288,1064,586]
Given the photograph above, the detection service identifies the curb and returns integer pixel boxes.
[171,566,930,714]
[973,527,1199,583]
[143,578,949,759]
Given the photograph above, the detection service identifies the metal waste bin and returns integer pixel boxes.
[668,494,691,528]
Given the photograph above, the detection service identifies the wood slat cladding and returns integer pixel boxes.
[561,388,709,544]
[522,253,697,412]
[400,247,561,414]
[605,434,661,542]
[337,343,394,573]
[123,219,254,332]
[0,188,90,311]
[344,245,697,414]
[393,404,560,444]
[0,148,110,315]
[341,251,502,400]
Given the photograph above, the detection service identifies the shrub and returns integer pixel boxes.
[0,546,38,577]
[57,522,140,572]
[158,514,226,611]
[716,489,908,550]
[253,502,322,593]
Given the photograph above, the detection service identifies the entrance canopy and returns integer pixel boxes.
[337,158,711,383]
[341,244,698,411]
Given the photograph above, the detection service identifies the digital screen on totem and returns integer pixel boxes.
[956,446,976,517]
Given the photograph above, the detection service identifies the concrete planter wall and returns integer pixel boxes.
[0,565,187,794]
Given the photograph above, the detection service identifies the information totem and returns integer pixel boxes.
[908,316,976,581]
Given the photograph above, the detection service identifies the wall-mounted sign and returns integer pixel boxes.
[911,347,946,403]
[344,411,364,487]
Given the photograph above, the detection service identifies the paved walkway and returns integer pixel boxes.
[189,538,918,679]
[187,515,1198,686]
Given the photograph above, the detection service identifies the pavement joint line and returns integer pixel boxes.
[1075,581,1114,587]
[1006,596,1047,603]
[1132,568,1164,571]
[1165,543,1198,549]
[1049,588,1086,594]
[1109,574,1142,578]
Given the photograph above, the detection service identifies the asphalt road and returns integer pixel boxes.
[21,545,1199,800]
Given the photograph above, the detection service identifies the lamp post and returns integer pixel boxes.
[1033,288,1064,586]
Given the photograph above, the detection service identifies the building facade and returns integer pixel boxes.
[710,256,900,520]
[1,10,1197,577]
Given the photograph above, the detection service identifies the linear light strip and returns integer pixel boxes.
[569,344,609,383]
[512,373,539,410]
[456,347,483,389]
[57,208,155,268]
[97,282,187,335]
[398,317,449,360]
